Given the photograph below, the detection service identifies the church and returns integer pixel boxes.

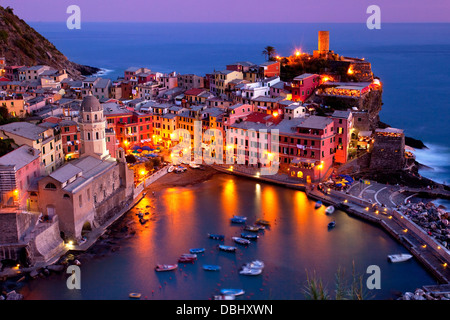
[37,94,134,243]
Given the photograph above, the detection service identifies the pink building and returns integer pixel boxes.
[331,110,353,164]
[290,73,320,102]
[0,145,42,209]
[223,103,255,129]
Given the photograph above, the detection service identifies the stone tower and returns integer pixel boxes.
[78,94,110,160]
[318,31,329,53]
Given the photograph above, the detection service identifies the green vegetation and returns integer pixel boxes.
[0,30,8,43]
[302,262,370,300]
[262,46,276,61]
[0,138,15,157]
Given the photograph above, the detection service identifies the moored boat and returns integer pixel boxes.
[167,165,174,173]
[255,219,270,226]
[208,233,225,240]
[240,233,259,240]
[203,264,221,271]
[244,260,265,270]
[315,200,323,209]
[155,264,178,272]
[244,225,260,232]
[232,237,251,245]
[213,294,235,300]
[388,254,413,263]
[230,217,247,224]
[218,244,237,252]
[189,162,200,169]
[189,248,205,254]
[325,206,335,215]
[178,254,197,263]
[129,292,141,299]
[327,221,336,228]
[220,288,245,296]
[239,267,262,275]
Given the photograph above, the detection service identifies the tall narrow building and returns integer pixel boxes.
[78,93,110,160]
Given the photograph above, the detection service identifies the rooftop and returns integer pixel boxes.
[296,116,333,130]
[0,145,40,171]
[0,122,46,140]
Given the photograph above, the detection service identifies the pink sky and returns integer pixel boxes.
[2,0,450,23]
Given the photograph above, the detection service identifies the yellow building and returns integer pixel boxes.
[213,70,243,95]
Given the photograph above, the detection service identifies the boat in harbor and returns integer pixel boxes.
[388,254,413,263]
[232,237,251,245]
[189,248,205,254]
[239,267,262,275]
[243,225,260,232]
[315,201,323,209]
[155,264,178,272]
[213,294,235,300]
[167,165,174,173]
[328,221,336,229]
[208,233,225,240]
[244,260,265,270]
[175,166,187,173]
[220,289,245,296]
[178,254,197,263]
[129,292,141,299]
[189,162,200,169]
[218,244,237,252]
[325,206,335,215]
[203,264,221,271]
[240,233,259,240]
[255,219,270,226]
[230,217,247,224]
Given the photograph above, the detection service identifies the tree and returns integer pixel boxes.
[262,46,276,61]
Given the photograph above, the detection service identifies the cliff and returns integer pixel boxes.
[0,6,99,80]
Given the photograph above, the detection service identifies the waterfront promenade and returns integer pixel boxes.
[212,164,450,285]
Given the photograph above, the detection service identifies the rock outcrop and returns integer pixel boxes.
[0,6,99,79]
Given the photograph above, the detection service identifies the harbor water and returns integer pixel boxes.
[18,174,437,300]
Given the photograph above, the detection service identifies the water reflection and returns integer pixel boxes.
[18,174,437,300]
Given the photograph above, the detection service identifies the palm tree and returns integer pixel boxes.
[262,46,276,61]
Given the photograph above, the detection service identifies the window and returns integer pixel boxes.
[45,183,57,190]
[79,195,82,207]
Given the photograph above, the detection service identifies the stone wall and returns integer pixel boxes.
[370,135,405,171]
[0,211,36,244]
[31,215,65,264]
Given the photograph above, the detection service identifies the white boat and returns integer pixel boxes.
[244,260,264,270]
[167,166,174,173]
[325,206,335,215]
[239,267,262,275]
[220,289,245,296]
[189,162,200,169]
[213,294,235,300]
[388,254,413,263]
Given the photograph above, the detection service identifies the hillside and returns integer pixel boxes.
[0,6,99,79]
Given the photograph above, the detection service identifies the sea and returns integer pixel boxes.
[29,22,450,186]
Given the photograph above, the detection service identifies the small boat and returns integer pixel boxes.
[325,206,335,215]
[240,233,259,240]
[167,165,174,173]
[244,225,260,232]
[203,264,221,271]
[218,245,237,252]
[233,215,247,220]
[129,293,141,299]
[189,248,205,254]
[244,260,265,270]
[213,294,235,300]
[328,221,336,229]
[239,267,262,275]
[220,289,244,296]
[388,254,413,263]
[208,233,225,240]
[189,162,200,169]
[255,219,270,226]
[178,254,197,263]
[155,264,178,272]
[231,217,247,224]
[315,200,323,209]
[232,237,251,245]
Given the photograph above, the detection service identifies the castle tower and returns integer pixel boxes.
[318,31,329,53]
[78,94,110,160]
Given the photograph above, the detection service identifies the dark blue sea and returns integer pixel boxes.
[29,22,450,185]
